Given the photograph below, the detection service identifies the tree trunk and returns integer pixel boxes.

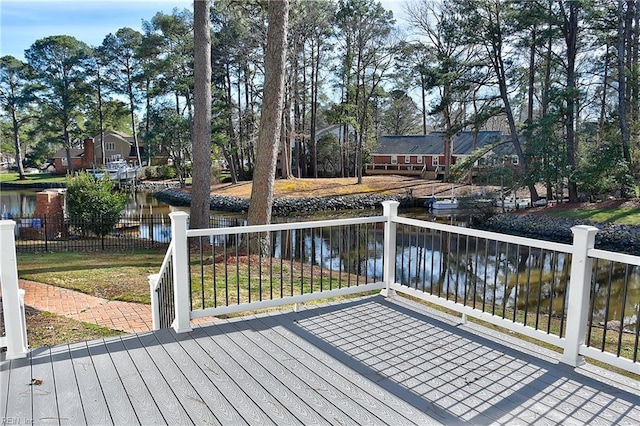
[96,64,105,166]
[11,111,26,180]
[310,39,320,178]
[63,125,73,174]
[527,28,536,122]
[560,0,579,203]
[617,0,632,170]
[247,0,289,230]
[420,72,427,134]
[190,0,212,230]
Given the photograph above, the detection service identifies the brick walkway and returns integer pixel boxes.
[19,279,153,333]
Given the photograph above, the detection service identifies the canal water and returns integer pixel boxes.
[2,188,637,328]
[1,188,175,218]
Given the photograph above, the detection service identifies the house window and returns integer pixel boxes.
[106,142,116,151]
[512,156,519,165]
[432,156,439,167]
[404,155,411,163]
[417,156,423,164]
[391,156,397,164]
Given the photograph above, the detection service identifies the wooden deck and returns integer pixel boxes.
[2,295,639,425]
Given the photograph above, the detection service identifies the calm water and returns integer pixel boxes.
[3,188,636,327]
[1,188,175,218]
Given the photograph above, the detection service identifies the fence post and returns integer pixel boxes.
[170,211,192,333]
[560,225,599,367]
[0,220,28,359]
[380,200,398,297]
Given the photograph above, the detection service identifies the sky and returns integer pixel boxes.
[1,0,193,61]
[1,0,410,62]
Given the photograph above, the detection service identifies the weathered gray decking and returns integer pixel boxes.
[2,295,639,425]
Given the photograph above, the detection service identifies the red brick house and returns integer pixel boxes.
[52,131,143,174]
[367,131,504,179]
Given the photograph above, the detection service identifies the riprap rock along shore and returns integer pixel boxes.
[155,188,411,216]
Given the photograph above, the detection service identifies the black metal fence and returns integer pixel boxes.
[10,214,171,252]
[10,213,246,253]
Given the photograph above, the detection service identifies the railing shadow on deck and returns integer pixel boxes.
[269,296,640,424]
[150,201,639,376]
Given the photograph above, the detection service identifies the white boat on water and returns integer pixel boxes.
[90,156,139,181]
[429,184,459,210]
[501,197,530,211]
[432,198,459,210]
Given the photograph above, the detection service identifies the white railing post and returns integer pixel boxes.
[380,201,398,297]
[0,220,28,359]
[170,211,192,333]
[148,274,160,331]
[560,225,599,367]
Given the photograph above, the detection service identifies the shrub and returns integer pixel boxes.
[66,172,127,237]
[157,165,176,179]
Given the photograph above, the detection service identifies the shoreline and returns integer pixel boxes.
[154,188,413,215]
[155,188,640,255]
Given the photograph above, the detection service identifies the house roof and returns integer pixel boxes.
[93,129,136,145]
[53,148,84,159]
[374,131,503,156]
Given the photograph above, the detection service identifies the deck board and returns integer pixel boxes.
[29,347,59,425]
[103,337,166,425]
[85,338,139,426]
[153,328,247,425]
[3,295,640,425]
[217,317,351,425]
[49,344,85,425]
[5,350,34,424]
[268,301,458,425]
[169,329,267,425]
[68,341,114,426]
[197,322,304,425]
[119,334,193,425]
[232,313,383,425]
[258,309,447,425]
[136,331,219,425]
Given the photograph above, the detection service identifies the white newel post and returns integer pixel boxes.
[148,274,160,331]
[560,225,599,367]
[0,220,28,359]
[170,211,192,333]
[380,201,398,297]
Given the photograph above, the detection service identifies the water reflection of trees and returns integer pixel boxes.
[205,221,638,329]
[394,226,638,330]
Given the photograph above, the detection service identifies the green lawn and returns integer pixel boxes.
[0,172,67,184]
[544,206,640,225]
[17,249,166,304]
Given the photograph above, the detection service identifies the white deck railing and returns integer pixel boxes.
[153,201,639,375]
[1,220,28,359]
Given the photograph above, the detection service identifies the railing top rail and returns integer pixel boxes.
[186,215,388,238]
[152,240,174,290]
[588,248,640,266]
[393,216,574,253]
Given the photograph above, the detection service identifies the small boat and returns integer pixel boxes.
[90,155,139,181]
[431,184,459,210]
[432,198,459,210]
[500,197,530,211]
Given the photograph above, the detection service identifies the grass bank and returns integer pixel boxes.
[17,249,164,304]
[0,172,67,184]
[543,205,640,225]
